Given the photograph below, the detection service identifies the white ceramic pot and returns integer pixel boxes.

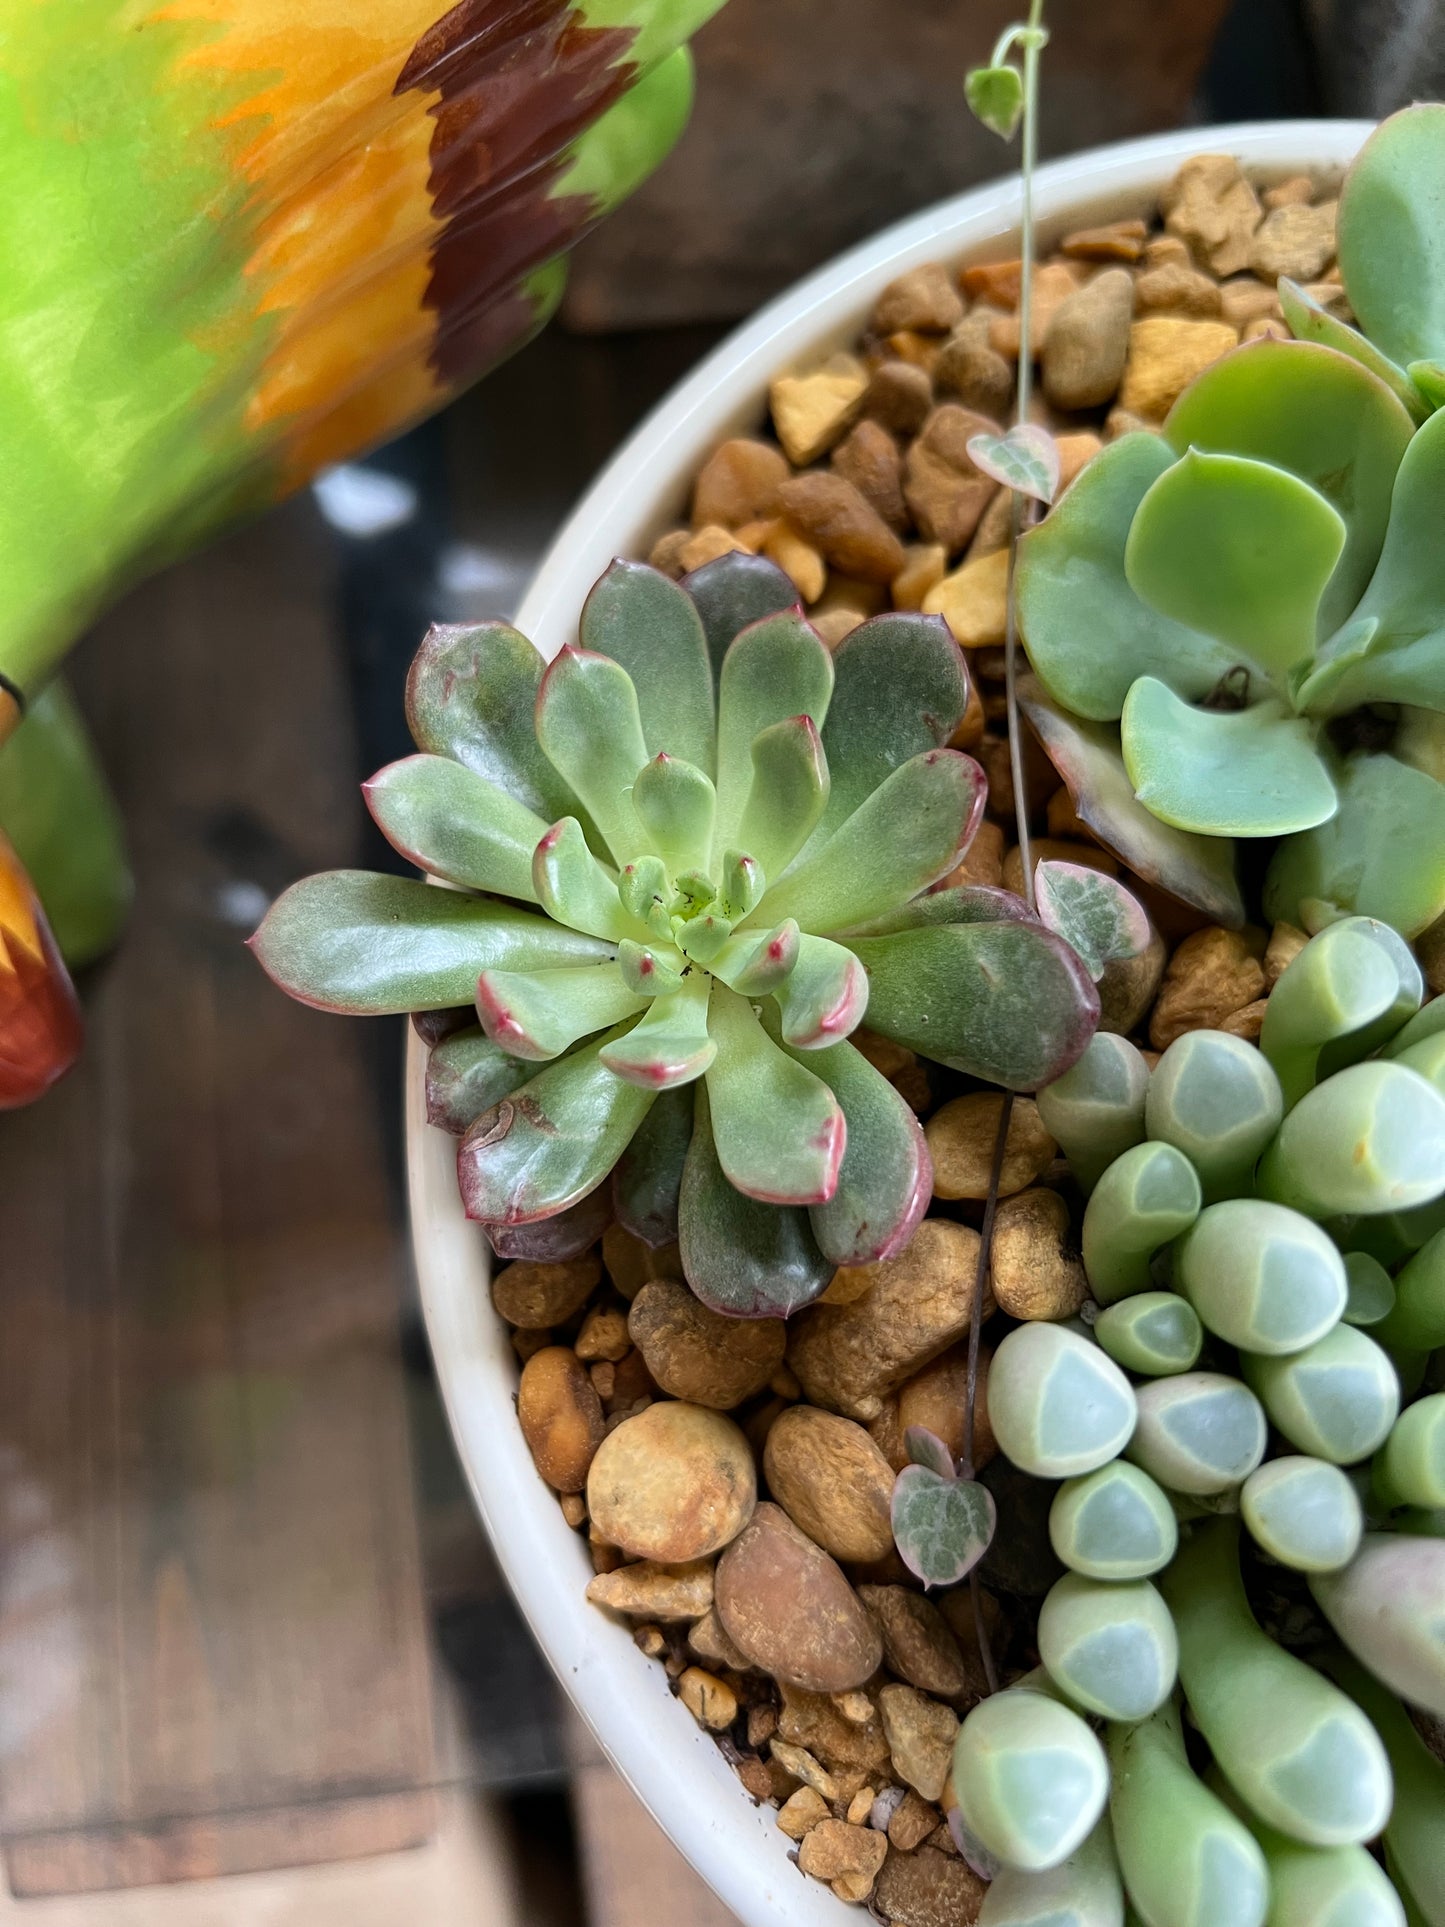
[408,118,1372,1927]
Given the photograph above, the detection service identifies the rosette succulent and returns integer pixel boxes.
[253,552,1098,1314]
[1018,107,1445,940]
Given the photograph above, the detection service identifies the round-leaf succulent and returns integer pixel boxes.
[252,554,1100,1314]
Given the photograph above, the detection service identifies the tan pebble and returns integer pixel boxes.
[628,1279,785,1410]
[1302,278,1353,320]
[716,1503,883,1693]
[849,1031,923,1090]
[1243,316,1289,343]
[590,1359,617,1400]
[601,1222,681,1301]
[761,520,826,602]
[964,484,1015,560]
[1142,234,1193,271]
[689,1605,754,1671]
[732,515,775,552]
[812,607,867,649]
[1135,262,1224,318]
[590,1538,624,1575]
[888,1787,941,1851]
[832,1690,875,1726]
[1041,268,1135,410]
[1104,405,1158,441]
[1250,200,1337,282]
[770,354,868,466]
[1061,218,1148,262]
[1264,920,1309,986]
[764,1405,897,1563]
[681,525,750,573]
[633,1622,666,1658]
[989,261,1085,360]
[778,1785,831,1839]
[1056,431,1103,494]
[738,1755,786,1802]
[846,1787,876,1826]
[937,1586,1006,1685]
[1001,835,1118,897]
[1264,173,1315,210]
[1119,317,1240,418]
[884,329,942,373]
[492,1253,600,1329]
[862,359,933,436]
[1098,928,1167,1036]
[587,1401,756,1563]
[936,817,1004,892]
[771,1739,841,1801]
[575,1303,631,1363]
[772,1362,803,1400]
[893,542,949,612]
[858,1585,969,1698]
[872,263,965,335]
[778,1683,892,1771]
[926,1094,1056,1202]
[831,418,909,532]
[1220,276,1283,329]
[934,313,1014,419]
[903,405,1000,551]
[777,471,905,582]
[991,1187,1087,1321]
[605,1347,658,1414]
[875,1843,988,1925]
[798,1819,888,1890]
[678,1665,738,1731]
[691,438,791,529]
[560,1492,588,1529]
[787,1219,988,1421]
[962,259,1021,305]
[895,1343,997,1474]
[1046,787,1094,840]
[815,1262,879,1307]
[923,548,1009,648]
[949,681,987,752]
[1415,913,1445,995]
[748,1702,780,1749]
[1219,997,1269,1040]
[878,1685,958,1802]
[512,1326,553,1363]
[518,1346,606,1492]
[648,528,692,577]
[813,572,887,618]
[585,1558,715,1619]
[1149,924,1267,1049]
[1163,153,1263,275]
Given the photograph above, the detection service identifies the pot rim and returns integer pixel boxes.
[407,116,1374,1927]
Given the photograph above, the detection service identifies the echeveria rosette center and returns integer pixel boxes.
[251,553,1100,1317]
[1017,336,1445,937]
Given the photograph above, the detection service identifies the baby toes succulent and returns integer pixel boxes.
[253,552,1099,1313]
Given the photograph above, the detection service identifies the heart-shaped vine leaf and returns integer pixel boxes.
[965,63,1024,138]
[1034,860,1151,982]
[892,1463,997,1588]
[905,1425,957,1480]
[968,423,1060,504]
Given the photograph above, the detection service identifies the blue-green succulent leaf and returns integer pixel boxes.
[1264,752,1445,939]
[424,1026,530,1136]
[1277,279,1428,426]
[250,873,614,1013]
[631,753,716,876]
[785,1032,931,1265]
[846,918,1099,1089]
[455,1028,655,1225]
[1017,433,1238,722]
[1120,680,1339,837]
[599,969,715,1089]
[1338,102,1445,370]
[1164,339,1415,631]
[713,611,833,864]
[579,559,716,774]
[365,753,548,900]
[476,961,649,1061]
[1125,450,1346,686]
[1409,357,1445,412]
[840,883,1033,939]
[682,550,800,682]
[535,647,651,864]
[612,1082,692,1246]
[704,983,845,1205]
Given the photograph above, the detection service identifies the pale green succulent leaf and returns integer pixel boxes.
[476,961,649,1061]
[579,559,716,774]
[532,817,644,942]
[616,938,686,996]
[813,612,970,843]
[758,749,984,934]
[847,916,1099,1089]
[674,911,733,963]
[1020,680,1245,925]
[1311,1534,1445,1718]
[1259,1058,1445,1220]
[1081,1139,1202,1304]
[1240,1456,1364,1573]
[534,646,651,864]
[988,1323,1138,1481]
[404,620,585,823]
[598,969,715,1089]
[1261,916,1419,1108]
[710,919,800,994]
[733,714,829,880]
[1338,102,1445,369]
[953,1685,1110,1873]
[1036,1030,1150,1194]
[1327,1654,1445,1927]
[1018,433,1237,721]
[1408,357,1445,412]
[1242,1324,1401,1463]
[1145,1028,1284,1200]
[1263,752,1445,939]
[1120,680,1339,836]
[1125,449,1346,685]
[892,1466,996,1588]
[704,984,844,1205]
[364,753,547,901]
[1033,858,1150,981]
[772,934,869,1049]
[455,1028,655,1226]
[1163,339,1415,631]
[718,851,765,921]
[976,1819,1125,1927]
[713,611,833,862]
[682,549,799,681]
[1048,1460,1179,1580]
[423,1026,530,1136]
[250,872,614,1013]
[631,752,716,875]
[1037,1570,1178,1721]
[1277,279,1427,425]
[677,1082,832,1316]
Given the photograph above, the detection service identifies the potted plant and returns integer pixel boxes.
[251,33,1445,1922]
